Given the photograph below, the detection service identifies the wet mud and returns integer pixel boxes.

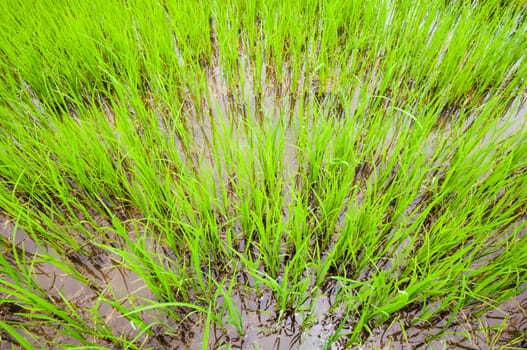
[0,216,183,349]
[1,208,526,349]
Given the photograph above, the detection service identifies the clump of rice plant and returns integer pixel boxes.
[0,0,526,348]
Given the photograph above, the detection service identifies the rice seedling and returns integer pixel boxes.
[0,0,526,348]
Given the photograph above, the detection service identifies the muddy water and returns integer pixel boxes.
[0,217,175,349]
[358,288,527,350]
[185,285,353,350]
[182,286,527,349]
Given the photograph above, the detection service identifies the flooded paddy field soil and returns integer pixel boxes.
[2,216,526,350]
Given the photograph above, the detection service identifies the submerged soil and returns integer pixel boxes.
[1,203,526,350]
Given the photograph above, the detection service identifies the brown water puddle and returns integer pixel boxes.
[1,176,526,349]
[182,282,527,350]
[359,288,527,349]
[0,216,181,349]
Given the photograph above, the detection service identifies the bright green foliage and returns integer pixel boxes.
[0,0,526,348]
